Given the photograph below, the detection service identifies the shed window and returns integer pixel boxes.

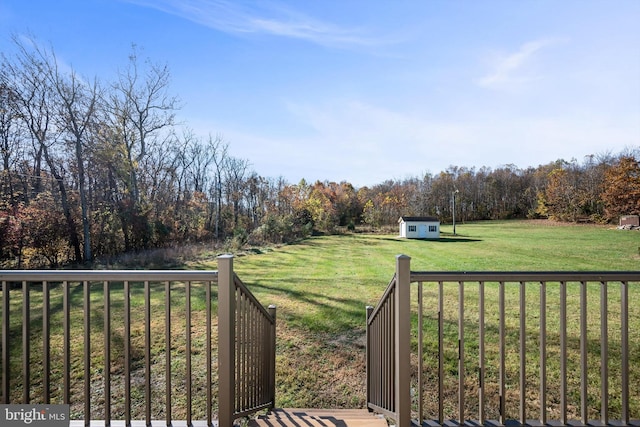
[429,225,437,232]
[408,225,417,232]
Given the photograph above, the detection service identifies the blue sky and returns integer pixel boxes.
[1,1,639,187]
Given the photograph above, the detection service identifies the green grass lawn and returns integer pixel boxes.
[3,220,639,421]
[222,220,639,419]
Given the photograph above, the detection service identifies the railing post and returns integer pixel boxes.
[395,254,411,427]
[2,280,9,404]
[218,254,236,427]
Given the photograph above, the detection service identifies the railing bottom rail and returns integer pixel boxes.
[69,421,220,427]
[415,420,640,427]
[66,416,640,427]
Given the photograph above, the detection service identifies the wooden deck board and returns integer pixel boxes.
[248,408,389,426]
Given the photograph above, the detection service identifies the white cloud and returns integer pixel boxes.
[121,0,384,48]
[187,94,637,186]
[274,99,636,183]
[476,39,563,90]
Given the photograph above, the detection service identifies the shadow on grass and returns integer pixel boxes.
[433,236,482,243]
[248,279,368,334]
[377,236,483,243]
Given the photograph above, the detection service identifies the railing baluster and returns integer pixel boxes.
[580,281,588,425]
[540,281,547,425]
[63,280,70,405]
[377,301,382,409]
[366,306,373,409]
[601,281,608,424]
[243,291,247,412]
[206,280,212,426]
[378,302,384,408]
[479,280,485,424]
[248,296,253,409]
[382,298,387,410]
[370,310,375,407]
[124,280,131,425]
[499,281,505,425]
[391,288,396,413]
[257,306,263,405]
[243,292,247,411]
[236,291,240,412]
[256,304,261,407]
[418,281,424,424]
[260,306,273,402]
[248,302,253,409]
[383,291,388,411]
[22,280,29,403]
[43,281,50,403]
[238,290,244,412]
[519,281,526,424]
[458,280,464,424]
[144,280,151,426]
[165,280,171,426]
[245,301,255,408]
[259,307,264,404]
[186,280,192,427]
[375,310,379,408]
[253,303,258,408]
[438,281,444,424]
[380,296,394,410]
[269,304,277,410]
[2,280,9,404]
[83,280,90,425]
[620,281,629,425]
[560,281,567,425]
[104,280,111,426]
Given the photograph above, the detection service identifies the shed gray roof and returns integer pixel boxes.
[398,216,440,223]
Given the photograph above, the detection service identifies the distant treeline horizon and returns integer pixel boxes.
[1,36,639,268]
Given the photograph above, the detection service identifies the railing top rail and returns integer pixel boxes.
[234,274,275,323]
[0,270,219,282]
[367,274,397,325]
[410,271,640,283]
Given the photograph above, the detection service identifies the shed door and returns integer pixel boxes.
[418,224,428,238]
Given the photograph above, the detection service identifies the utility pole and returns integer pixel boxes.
[452,189,459,236]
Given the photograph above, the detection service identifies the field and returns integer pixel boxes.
[223,220,639,419]
[2,220,639,421]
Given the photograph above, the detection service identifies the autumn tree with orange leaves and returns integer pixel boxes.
[601,156,640,221]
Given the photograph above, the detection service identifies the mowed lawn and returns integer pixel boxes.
[3,220,639,421]
[221,220,640,417]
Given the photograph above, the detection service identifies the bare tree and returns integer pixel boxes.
[224,155,250,230]
[45,49,101,262]
[3,36,83,262]
[0,78,22,206]
[207,133,228,239]
[103,47,180,250]
[106,46,180,204]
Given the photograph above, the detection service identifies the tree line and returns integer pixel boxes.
[1,37,639,268]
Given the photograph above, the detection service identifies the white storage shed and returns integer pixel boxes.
[398,216,440,239]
